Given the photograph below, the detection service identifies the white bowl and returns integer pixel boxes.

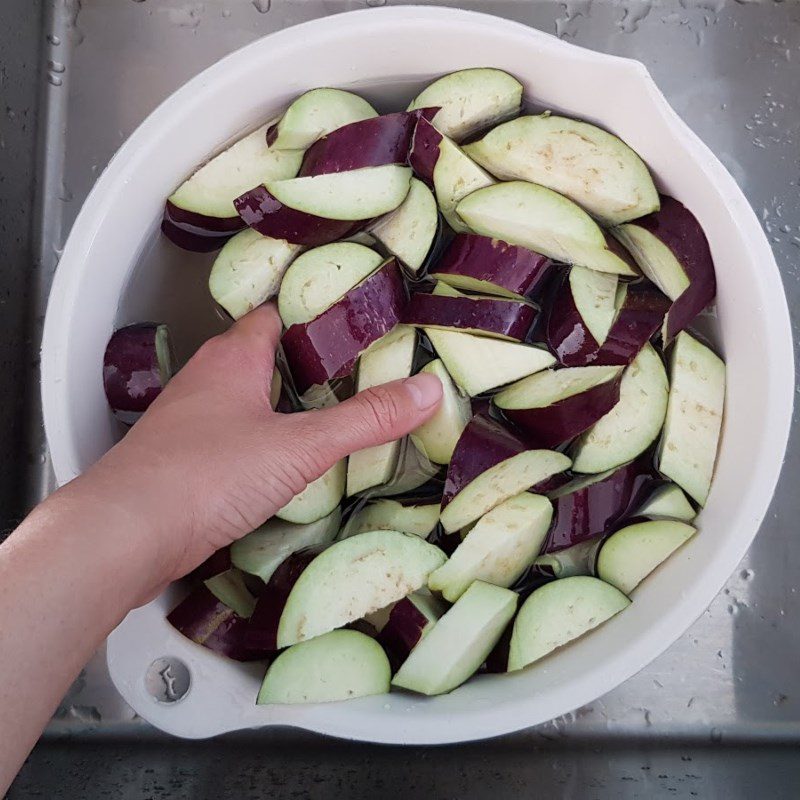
[41,7,793,743]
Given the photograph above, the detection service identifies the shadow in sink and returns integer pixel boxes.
[0,0,45,535]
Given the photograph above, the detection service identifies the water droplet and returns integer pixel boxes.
[740,568,754,580]
[555,0,594,39]
[47,33,61,46]
[252,0,270,12]
[65,0,85,46]
[48,60,66,74]
[773,693,788,706]
[6,106,15,121]
[47,74,63,87]
[710,727,722,743]
[58,180,73,203]
[222,7,231,17]
[617,0,652,33]
[168,4,204,29]
[131,0,147,3]
[366,0,386,5]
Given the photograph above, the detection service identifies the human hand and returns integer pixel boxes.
[52,304,442,602]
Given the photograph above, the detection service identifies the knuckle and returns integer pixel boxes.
[359,385,403,431]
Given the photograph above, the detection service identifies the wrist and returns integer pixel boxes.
[39,470,176,609]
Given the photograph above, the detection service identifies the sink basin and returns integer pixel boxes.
[5,0,800,795]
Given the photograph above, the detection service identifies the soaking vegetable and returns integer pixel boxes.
[104,66,724,705]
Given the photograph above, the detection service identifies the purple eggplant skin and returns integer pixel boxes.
[103,323,171,425]
[377,597,431,670]
[442,414,529,508]
[281,259,408,394]
[470,397,492,419]
[167,585,270,662]
[596,282,671,365]
[403,291,537,341]
[243,547,321,652]
[299,109,438,177]
[408,116,443,185]
[431,233,554,299]
[529,471,572,495]
[546,270,602,367]
[547,275,670,368]
[543,457,658,554]
[190,547,232,582]
[234,184,367,246]
[499,375,622,449]
[161,200,244,253]
[632,195,717,341]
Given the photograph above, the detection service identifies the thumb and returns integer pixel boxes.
[295,372,443,465]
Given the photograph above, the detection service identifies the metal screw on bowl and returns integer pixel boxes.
[145,657,191,704]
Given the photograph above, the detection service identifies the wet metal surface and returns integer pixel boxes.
[4,0,800,796]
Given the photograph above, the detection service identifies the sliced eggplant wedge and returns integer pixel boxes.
[429,492,552,602]
[277,242,383,326]
[410,358,472,465]
[407,68,523,141]
[463,114,659,225]
[392,581,518,695]
[456,181,637,276]
[596,519,696,594]
[612,196,716,340]
[346,325,417,496]
[267,88,378,150]
[657,332,725,505]
[209,229,301,320]
[340,499,440,540]
[409,117,494,232]
[276,530,446,647]
[508,576,630,671]
[425,328,555,397]
[494,365,623,449]
[257,629,390,704]
[369,178,439,273]
[571,343,668,474]
[276,460,346,525]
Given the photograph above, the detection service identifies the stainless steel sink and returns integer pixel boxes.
[3,0,800,796]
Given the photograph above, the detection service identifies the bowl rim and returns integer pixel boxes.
[43,6,794,744]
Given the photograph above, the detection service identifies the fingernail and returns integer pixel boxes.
[403,373,443,409]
